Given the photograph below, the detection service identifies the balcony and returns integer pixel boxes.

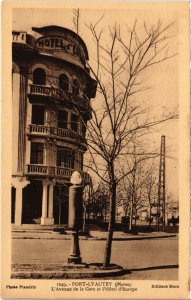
[29,124,86,145]
[29,124,49,134]
[28,84,91,113]
[27,165,55,176]
[27,164,91,184]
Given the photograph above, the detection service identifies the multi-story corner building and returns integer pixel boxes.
[12,26,97,226]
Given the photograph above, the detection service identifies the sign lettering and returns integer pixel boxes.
[35,35,84,63]
[36,36,69,51]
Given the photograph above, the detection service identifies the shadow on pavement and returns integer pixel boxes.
[128,264,179,272]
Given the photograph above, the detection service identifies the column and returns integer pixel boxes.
[25,140,31,170]
[12,68,20,175]
[41,181,48,224]
[13,178,29,226]
[48,184,54,224]
[42,184,48,217]
[44,109,49,126]
[14,186,23,226]
[25,78,32,168]
[44,143,47,166]
[18,68,27,173]
[41,180,54,225]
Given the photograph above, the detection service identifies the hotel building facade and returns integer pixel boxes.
[12,25,97,226]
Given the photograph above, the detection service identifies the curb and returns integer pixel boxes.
[11,263,125,279]
[12,234,176,241]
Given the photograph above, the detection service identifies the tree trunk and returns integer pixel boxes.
[134,211,137,228]
[129,201,133,231]
[103,177,116,268]
[59,201,61,227]
[83,206,86,232]
[149,206,152,227]
[104,204,107,223]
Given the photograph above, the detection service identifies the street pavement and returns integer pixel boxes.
[12,235,178,280]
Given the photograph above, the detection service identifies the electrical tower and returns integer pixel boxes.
[157,135,166,232]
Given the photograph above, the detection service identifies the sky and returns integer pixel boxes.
[12,5,180,200]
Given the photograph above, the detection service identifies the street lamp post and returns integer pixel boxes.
[68,171,83,264]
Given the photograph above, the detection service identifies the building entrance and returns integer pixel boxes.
[22,181,42,224]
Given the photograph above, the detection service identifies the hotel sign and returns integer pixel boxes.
[35,35,84,63]
[35,35,70,51]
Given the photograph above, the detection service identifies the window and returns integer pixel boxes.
[79,152,83,171]
[33,68,46,85]
[82,123,86,136]
[31,105,44,125]
[30,142,44,164]
[57,147,74,169]
[72,79,79,95]
[71,114,78,132]
[59,74,69,91]
[58,110,68,129]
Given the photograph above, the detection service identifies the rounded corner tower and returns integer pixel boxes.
[12,25,97,226]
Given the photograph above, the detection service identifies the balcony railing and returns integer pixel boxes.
[29,84,91,112]
[56,167,74,177]
[27,164,91,183]
[29,124,85,143]
[30,124,49,134]
[27,165,55,175]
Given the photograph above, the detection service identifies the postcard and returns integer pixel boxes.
[1,1,190,299]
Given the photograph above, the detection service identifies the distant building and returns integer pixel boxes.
[12,26,97,226]
[166,201,179,219]
[139,209,148,221]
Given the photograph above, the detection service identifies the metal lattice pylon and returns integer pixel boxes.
[157,135,166,231]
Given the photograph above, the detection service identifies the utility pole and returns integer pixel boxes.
[73,8,80,34]
[157,135,166,232]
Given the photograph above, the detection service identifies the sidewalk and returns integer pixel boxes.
[11,227,178,280]
[12,226,176,240]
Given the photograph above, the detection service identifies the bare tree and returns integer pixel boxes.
[54,184,68,228]
[35,18,178,267]
[81,19,178,267]
[144,164,158,227]
[92,181,109,222]
[82,183,93,234]
[85,180,109,222]
[120,151,153,232]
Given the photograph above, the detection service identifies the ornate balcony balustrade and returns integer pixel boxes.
[27,165,55,176]
[29,84,91,112]
[56,167,74,177]
[30,84,60,98]
[29,124,85,143]
[30,124,49,134]
[27,164,91,184]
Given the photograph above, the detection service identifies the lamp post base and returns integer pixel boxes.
[68,256,82,264]
[68,231,82,264]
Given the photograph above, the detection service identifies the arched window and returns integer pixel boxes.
[33,68,46,85]
[59,74,69,91]
[72,79,79,95]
